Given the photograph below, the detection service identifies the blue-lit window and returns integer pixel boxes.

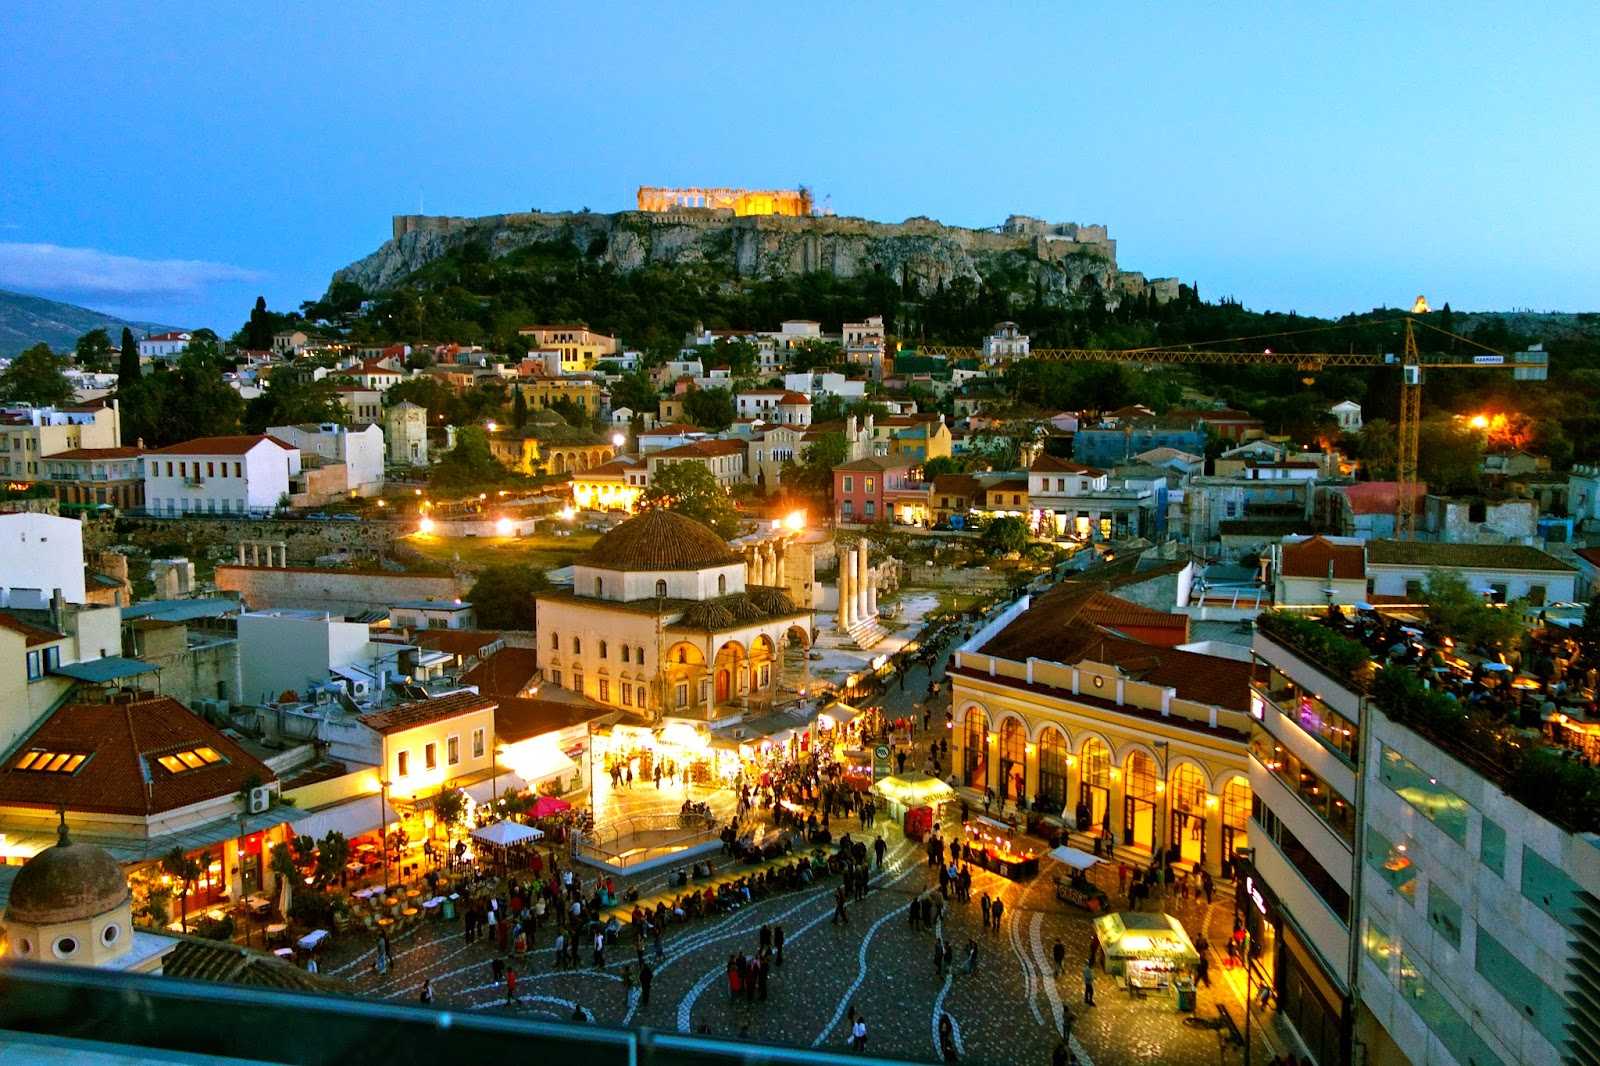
[1378,743,1469,846]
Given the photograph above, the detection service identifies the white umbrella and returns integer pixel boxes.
[1048,845,1102,871]
[471,820,545,848]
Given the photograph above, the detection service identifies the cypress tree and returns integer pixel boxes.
[118,327,141,383]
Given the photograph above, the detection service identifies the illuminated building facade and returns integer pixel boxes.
[636,186,813,217]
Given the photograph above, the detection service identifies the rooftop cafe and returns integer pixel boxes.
[1258,602,1600,833]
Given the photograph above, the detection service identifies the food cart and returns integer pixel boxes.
[1092,912,1201,1005]
[960,815,1039,880]
[1048,844,1110,913]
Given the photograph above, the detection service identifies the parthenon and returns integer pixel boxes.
[636,186,813,217]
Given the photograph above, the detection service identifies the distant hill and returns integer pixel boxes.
[0,289,182,357]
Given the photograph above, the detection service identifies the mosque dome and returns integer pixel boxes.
[579,508,741,572]
[5,823,129,926]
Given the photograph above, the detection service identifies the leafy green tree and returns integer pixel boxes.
[430,426,507,490]
[683,386,735,431]
[466,563,549,629]
[781,430,849,499]
[165,338,244,439]
[313,831,351,887]
[118,327,140,383]
[161,847,204,932]
[920,455,969,479]
[385,377,457,422]
[243,371,344,433]
[638,461,741,538]
[432,787,469,840]
[608,370,659,417]
[709,337,759,377]
[1423,569,1525,648]
[74,328,113,370]
[981,515,1030,554]
[788,339,842,373]
[0,343,74,406]
[1416,419,1484,495]
[1357,418,1398,479]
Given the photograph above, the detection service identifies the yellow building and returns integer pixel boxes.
[572,457,648,513]
[359,691,500,806]
[514,375,603,416]
[947,584,1253,877]
[515,327,617,374]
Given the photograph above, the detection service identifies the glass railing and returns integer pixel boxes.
[0,962,906,1066]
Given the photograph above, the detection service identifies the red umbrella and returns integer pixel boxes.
[530,795,571,818]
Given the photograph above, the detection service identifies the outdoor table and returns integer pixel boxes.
[272,948,294,960]
[246,896,271,916]
[405,888,421,900]
[297,929,330,952]
[345,861,365,877]
[402,906,419,918]
[353,887,379,900]
[376,916,394,929]
[383,896,399,907]
[265,922,288,943]
[422,897,443,917]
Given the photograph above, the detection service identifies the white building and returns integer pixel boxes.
[981,321,1030,362]
[268,422,385,496]
[735,390,812,426]
[384,401,429,467]
[1365,540,1577,606]
[784,371,866,401]
[0,513,88,604]
[137,331,191,361]
[1329,400,1362,432]
[237,608,386,705]
[142,435,300,516]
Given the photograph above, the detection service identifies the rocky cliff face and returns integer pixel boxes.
[332,209,1177,307]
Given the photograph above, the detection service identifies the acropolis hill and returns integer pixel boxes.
[333,191,1178,306]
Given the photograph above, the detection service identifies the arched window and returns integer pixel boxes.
[656,579,668,598]
[998,718,1026,802]
[572,636,581,655]
[621,646,630,663]
[962,709,988,789]
[1171,763,1208,814]
[550,632,559,651]
[718,574,727,596]
[599,641,608,660]
[594,576,603,597]
[1037,727,1068,811]
[636,646,645,663]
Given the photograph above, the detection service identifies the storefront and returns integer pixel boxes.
[1279,921,1348,1066]
[1092,911,1201,996]
[960,815,1039,879]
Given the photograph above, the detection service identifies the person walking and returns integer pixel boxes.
[1052,938,1066,977]
[979,893,991,928]
[774,924,785,967]
[910,896,922,932]
[639,958,654,1005]
[419,979,433,1005]
[1201,868,1214,904]
[833,885,848,925]
[851,1016,868,1052]
[874,835,886,869]
[938,1012,958,1063]
[506,965,518,1006]
[990,896,1004,933]
[492,956,505,985]
[1082,960,1095,1005]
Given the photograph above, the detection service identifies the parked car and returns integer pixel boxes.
[332,513,361,522]
[305,512,332,521]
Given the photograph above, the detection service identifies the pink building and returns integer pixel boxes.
[833,456,914,524]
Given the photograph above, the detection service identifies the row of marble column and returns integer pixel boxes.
[237,541,287,567]
[743,541,786,588]
[837,544,878,632]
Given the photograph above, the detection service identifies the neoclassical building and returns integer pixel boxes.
[948,583,1254,877]
[535,509,814,720]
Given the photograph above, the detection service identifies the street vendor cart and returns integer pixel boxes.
[1048,844,1110,913]
[1091,911,1201,1003]
[960,815,1039,880]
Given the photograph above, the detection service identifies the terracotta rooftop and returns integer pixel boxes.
[1342,481,1426,516]
[496,695,613,745]
[653,439,746,459]
[835,455,908,473]
[0,696,277,817]
[146,435,295,456]
[579,508,742,572]
[46,447,143,460]
[360,691,497,735]
[412,629,505,660]
[462,647,542,699]
[1280,536,1366,580]
[0,612,65,646]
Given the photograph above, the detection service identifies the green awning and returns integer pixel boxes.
[53,656,158,683]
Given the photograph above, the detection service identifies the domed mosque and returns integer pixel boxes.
[2,813,172,973]
[535,507,814,720]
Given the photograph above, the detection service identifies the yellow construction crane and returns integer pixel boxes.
[911,302,1541,538]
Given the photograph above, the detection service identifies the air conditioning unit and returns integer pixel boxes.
[248,786,272,814]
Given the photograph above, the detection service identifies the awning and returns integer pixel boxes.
[1048,845,1102,871]
[0,808,294,865]
[53,656,158,683]
[871,772,956,808]
[502,745,579,786]
[464,771,529,805]
[290,795,401,841]
[471,820,544,848]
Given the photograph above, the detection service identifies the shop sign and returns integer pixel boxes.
[872,744,890,780]
[1245,875,1269,917]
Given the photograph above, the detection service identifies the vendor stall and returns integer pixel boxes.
[1092,911,1201,996]
[870,772,955,826]
[1049,844,1110,913]
[960,815,1039,880]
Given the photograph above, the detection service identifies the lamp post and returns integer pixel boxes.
[1154,739,1170,904]
[379,779,392,892]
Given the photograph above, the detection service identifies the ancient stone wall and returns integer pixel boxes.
[215,564,464,614]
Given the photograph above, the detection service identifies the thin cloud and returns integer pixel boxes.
[0,242,262,298]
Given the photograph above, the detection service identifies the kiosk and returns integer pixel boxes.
[960,815,1039,880]
[1091,912,1200,999]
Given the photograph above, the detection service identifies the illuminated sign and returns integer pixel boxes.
[1245,875,1268,916]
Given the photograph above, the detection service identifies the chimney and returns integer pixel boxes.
[49,587,63,631]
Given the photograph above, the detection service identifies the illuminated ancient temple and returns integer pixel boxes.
[636,186,813,217]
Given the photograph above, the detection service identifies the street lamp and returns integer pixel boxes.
[379,779,392,891]
[1153,739,1170,904]
[611,432,626,449]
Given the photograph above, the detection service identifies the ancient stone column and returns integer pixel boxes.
[867,569,878,619]
[774,545,786,588]
[856,544,870,621]
[764,543,777,586]
[838,549,854,631]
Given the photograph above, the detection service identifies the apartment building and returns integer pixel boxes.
[0,404,121,482]
[142,435,300,516]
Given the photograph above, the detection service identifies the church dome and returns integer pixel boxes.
[579,508,741,572]
[6,824,129,926]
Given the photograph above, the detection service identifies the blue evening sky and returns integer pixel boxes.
[2,2,1596,331]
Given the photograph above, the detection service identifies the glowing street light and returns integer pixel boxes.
[784,510,806,532]
[611,432,626,448]
[418,516,435,534]
[495,517,513,536]
[486,421,498,432]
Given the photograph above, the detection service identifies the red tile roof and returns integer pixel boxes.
[1031,454,1102,475]
[1280,536,1366,580]
[1343,481,1426,516]
[462,648,542,699]
[495,696,612,744]
[780,392,812,405]
[360,691,497,735]
[653,439,746,459]
[412,630,506,660]
[46,447,143,460]
[0,696,277,816]
[147,435,296,456]
[0,612,64,646]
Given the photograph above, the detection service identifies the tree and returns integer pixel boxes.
[164,338,244,440]
[1423,569,1525,649]
[243,296,275,350]
[431,426,508,489]
[243,371,344,432]
[433,787,469,841]
[161,847,204,933]
[608,369,659,416]
[313,830,351,888]
[683,386,735,431]
[0,343,74,406]
[74,328,113,370]
[920,456,968,479]
[511,386,529,429]
[638,461,741,538]
[1416,419,1484,495]
[781,430,849,499]
[709,337,759,377]
[118,327,141,383]
[1356,419,1398,479]
[466,563,549,629]
[788,339,842,373]
[982,515,1030,554]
